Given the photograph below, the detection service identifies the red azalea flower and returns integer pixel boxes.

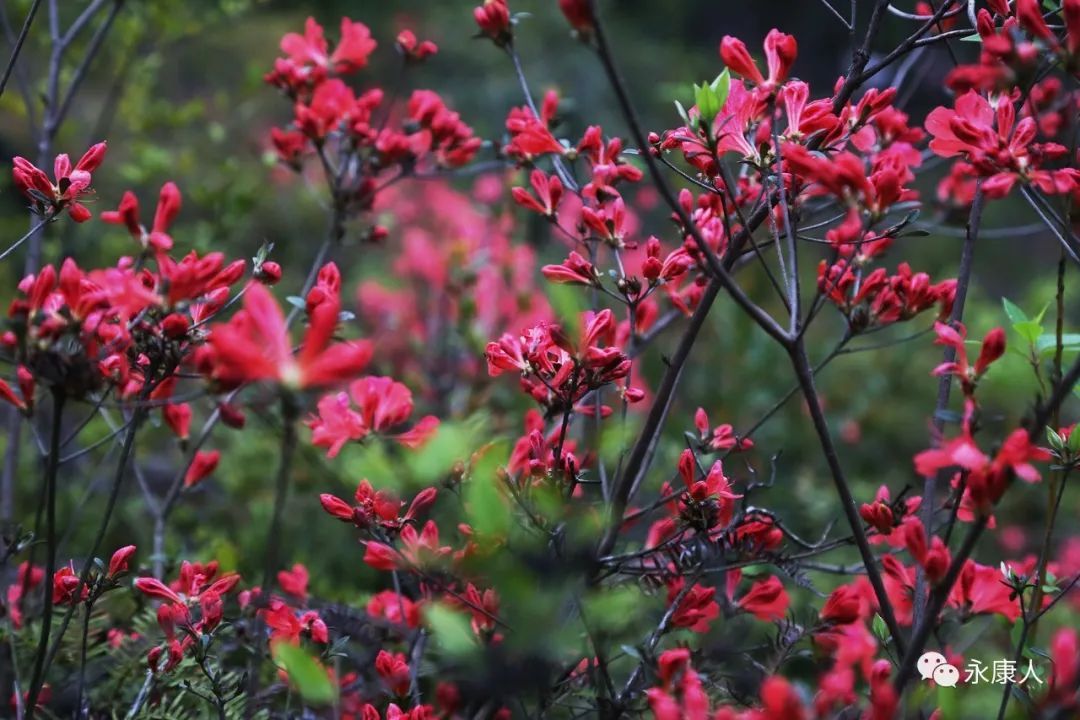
[206,272,371,389]
[100,181,182,251]
[13,142,107,222]
[277,563,309,603]
[737,576,790,621]
[375,650,411,696]
[512,170,563,218]
[926,91,1080,198]
[720,29,797,92]
[667,577,719,633]
[280,17,376,75]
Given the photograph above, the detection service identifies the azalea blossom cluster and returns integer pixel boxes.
[485,308,640,417]
[2,175,248,412]
[266,15,480,207]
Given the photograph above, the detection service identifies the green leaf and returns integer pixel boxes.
[1068,427,1080,453]
[425,603,476,656]
[1047,427,1065,451]
[936,681,959,720]
[674,100,690,126]
[958,32,982,42]
[871,613,888,641]
[1036,333,1080,357]
[1033,303,1050,325]
[273,643,336,706]
[711,68,731,110]
[1011,683,1036,708]
[693,83,720,124]
[406,421,482,485]
[465,441,512,538]
[692,69,730,125]
[1013,320,1043,346]
[547,283,584,337]
[1003,298,1029,325]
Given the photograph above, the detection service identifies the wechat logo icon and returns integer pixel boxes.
[918,651,960,688]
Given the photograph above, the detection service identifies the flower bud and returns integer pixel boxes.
[162,313,190,339]
[257,261,282,285]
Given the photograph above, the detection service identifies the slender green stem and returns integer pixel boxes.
[37,405,148,691]
[25,390,64,716]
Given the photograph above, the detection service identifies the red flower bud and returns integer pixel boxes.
[720,36,765,85]
[859,501,894,534]
[558,0,594,33]
[108,545,137,577]
[76,141,108,173]
[924,538,951,584]
[163,403,192,440]
[16,365,34,412]
[257,261,282,285]
[819,584,861,625]
[974,327,1006,376]
[162,313,190,339]
[320,493,354,522]
[134,577,184,605]
[363,541,399,571]
[183,450,219,488]
[404,487,438,521]
[218,402,246,429]
[474,0,511,44]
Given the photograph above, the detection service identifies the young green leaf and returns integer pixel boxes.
[871,613,888,641]
[711,68,731,109]
[1012,320,1043,346]
[273,643,336,705]
[674,100,690,126]
[1067,426,1080,453]
[1002,298,1028,325]
[425,603,476,656]
[465,441,512,537]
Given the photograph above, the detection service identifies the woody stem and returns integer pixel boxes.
[913,184,983,631]
[789,339,907,657]
[1028,250,1069,641]
[37,404,147,695]
[25,388,63,717]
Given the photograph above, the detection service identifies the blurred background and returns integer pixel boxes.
[0,0,1075,660]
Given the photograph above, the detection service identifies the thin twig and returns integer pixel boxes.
[0,0,41,99]
[913,185,983,630]
[24,390,64,714]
